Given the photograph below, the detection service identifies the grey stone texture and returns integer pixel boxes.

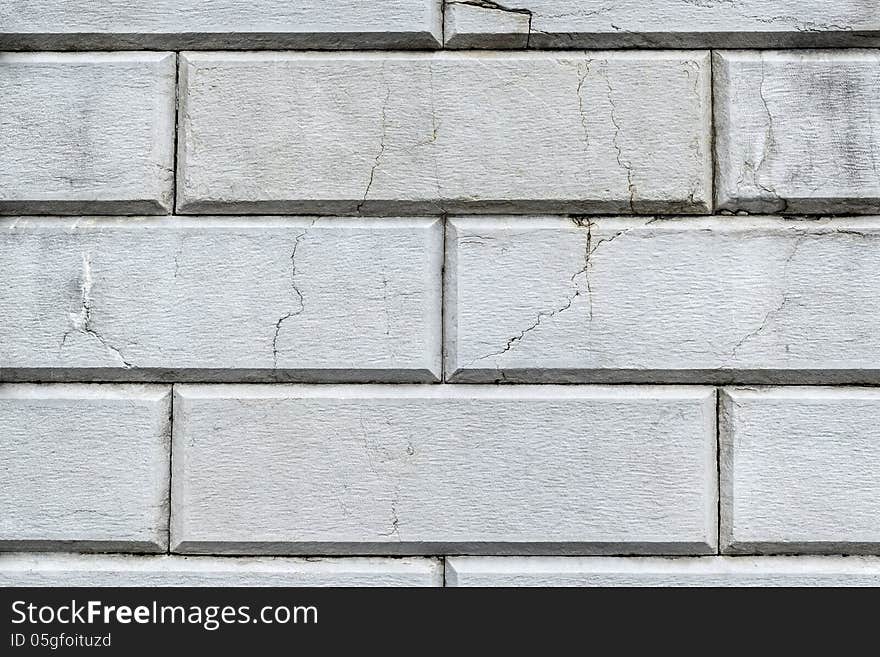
[4,1,880,586]
[721,387,880,555]
[0,53,176,215]
[446,216,880,384]
[443,1,880,49]
[177,52,712,215]
[0,217,442,382]
[0,554,442,586]
[715,50,880,214]
[0,0,442,49]
[171,384,717,555]
[446,556,880,586]
[0,384,171,552]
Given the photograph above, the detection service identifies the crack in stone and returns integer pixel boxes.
[731,291,792,358]
[381,272,392,337]
[745,13,855,33]
[575,60,593,160]
[380,499,402,541]
[607,23,665,47]
[272,221,314,368]
[450,0,534,46]
[599,65,637,213]
[730,224,877,355]
[494,295,576,359]
[754,57,788,212]
[60,253,132,368]
[426,62,444,208]
[540,5,613,21]
[462,219,640,371]
[359,414,402,541]
[736,57,788,213]
[730,232,808,358]
[681,0,737,6]
[833,228,871,238]
[357,79,392,214]
[426,64,440,147]
[571,217,635,323]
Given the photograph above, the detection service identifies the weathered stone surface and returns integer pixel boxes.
[0,554,442,586]
[446,216,880,384]
[0,217,441,383]
[178,52,712,215]
[171,384,717,555]
[715,50,880,214]
[0,384,171,552]
[446,556,880,586]
[0,1,442,49]
[0,53,175,215]
[444,1,880,48]
[721,387,880,555]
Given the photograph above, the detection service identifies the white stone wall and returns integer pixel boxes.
[2,1,879,586]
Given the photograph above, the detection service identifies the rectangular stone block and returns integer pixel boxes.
[446,556,880,586]
[0,384,171,552]
[0,53,175,215]
[715,50,880,214]
[721,387,880,555]
[0,217,441,383]
[171,384,717,555]
[444,1,880,49]
[446,216,880,384]
[0,554,441,587]
[0,1,442,49]
[178,52,712,215]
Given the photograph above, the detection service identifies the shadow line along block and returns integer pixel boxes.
[0,0,442,49]
[443,0,880,49]
[445,556,880,587]
[0,554,442,587]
